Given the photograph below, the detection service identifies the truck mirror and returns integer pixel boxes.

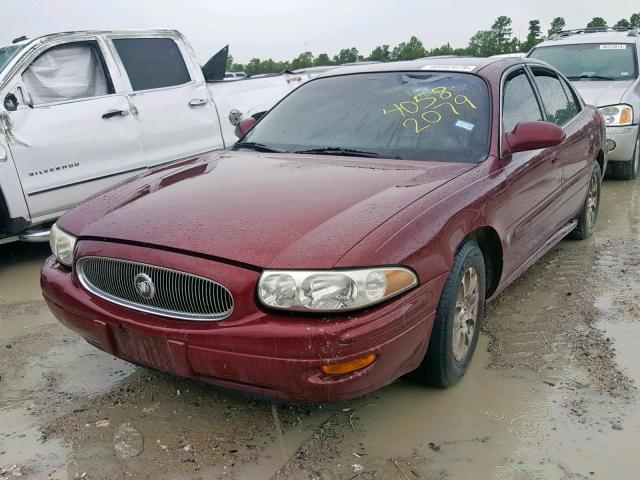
[4,93,18,112]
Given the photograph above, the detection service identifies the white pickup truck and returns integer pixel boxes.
[0,29,305,244]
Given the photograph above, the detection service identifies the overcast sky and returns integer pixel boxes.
[1,1,636,64]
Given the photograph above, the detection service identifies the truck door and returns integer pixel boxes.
[109,36,224,166]
[5,39,145,219]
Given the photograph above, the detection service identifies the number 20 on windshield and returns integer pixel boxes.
[383,86,477,134]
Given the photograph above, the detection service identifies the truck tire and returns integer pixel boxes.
[609,133,640,180]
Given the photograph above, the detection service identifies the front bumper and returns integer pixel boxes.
[606,124,639,161]
[41,241,444,403]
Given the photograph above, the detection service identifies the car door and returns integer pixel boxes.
[108,35,224,166]
[500,66,564,278]
[5,39,145,219]
[529,66,591,226]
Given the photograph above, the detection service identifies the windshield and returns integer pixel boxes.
[0,44,24,73]
[529,43,638,80]
[235,72,491,163]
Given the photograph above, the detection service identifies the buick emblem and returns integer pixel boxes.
[134,273,156,300]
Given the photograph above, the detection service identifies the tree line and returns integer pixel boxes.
[227,13,640,76]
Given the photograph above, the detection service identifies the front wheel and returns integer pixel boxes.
[609,133,640,180]
[411,241,486,388]
[569,162,601,240]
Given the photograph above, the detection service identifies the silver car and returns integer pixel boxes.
[529,27,640,179]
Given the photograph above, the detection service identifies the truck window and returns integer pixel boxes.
[113,38,191,91]
[22,42,112,105]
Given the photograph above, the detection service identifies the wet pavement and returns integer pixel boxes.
[1,178,640,479]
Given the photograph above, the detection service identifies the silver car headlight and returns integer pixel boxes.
[49,223,77,267]
[258,267,418,312]
[599,104,633,126]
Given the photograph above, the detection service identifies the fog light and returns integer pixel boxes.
[606,139,616,152]
[321,354,377,376]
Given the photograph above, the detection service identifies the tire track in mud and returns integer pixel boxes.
[484,240,633,397]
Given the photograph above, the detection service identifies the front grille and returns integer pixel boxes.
[76,256,234,321]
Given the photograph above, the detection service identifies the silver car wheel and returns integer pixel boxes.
[634,135,640,176]
[586,171,599,229]
[453,267,479,362]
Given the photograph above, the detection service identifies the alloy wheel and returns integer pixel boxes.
[452,267,479,362]
[586,171,600,229]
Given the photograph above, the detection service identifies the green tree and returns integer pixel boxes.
[290,51,314,70]
[313,53,332,66]
[491,16,513,53]
[244,58,262,76]
[587,17,607,28]
[333,47,359,64]
[368,45,391,62]
[225,54,234,71]
[615,19,631,28]
[630,13,640,28]
[547,17,566,36]
[467,30,497,57]
[523,19,542,51]
[427,43,466,57]
[392,36,427,60]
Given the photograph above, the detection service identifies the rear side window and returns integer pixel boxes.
[560,77,581,118]
[113,38,191,91]
[502,69,542,132]
[22,42,112,105]
[532,68,575,126]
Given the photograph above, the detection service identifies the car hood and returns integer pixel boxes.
[572,80,635,107]
[59,151,475,269]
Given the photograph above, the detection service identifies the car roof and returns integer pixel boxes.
[536,28,640,47]
[318,56,546,78]
[3,28,181,49]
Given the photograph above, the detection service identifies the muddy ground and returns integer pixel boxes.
[1,179,640,479]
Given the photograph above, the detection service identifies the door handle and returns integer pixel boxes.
[102,109,129,119]
[550,153,560,164]
[189,98,208,107]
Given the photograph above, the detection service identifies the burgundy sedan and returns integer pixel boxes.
[42,58,605,402]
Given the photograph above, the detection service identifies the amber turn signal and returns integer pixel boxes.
[620,107,633,125]
[321,354,377,376]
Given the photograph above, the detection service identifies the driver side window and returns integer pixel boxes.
[502,69,543,133]
[22,41,113,106]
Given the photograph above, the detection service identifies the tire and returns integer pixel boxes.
[608,133,640,180]
[411,241,486,388]
[569,162,601,240]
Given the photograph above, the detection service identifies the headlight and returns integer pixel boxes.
[599,104,633,126]
[49,223,77,267]
[258,268,418,312]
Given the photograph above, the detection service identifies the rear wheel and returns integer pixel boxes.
[411,241,486,387]
[609,133,639,180]
[569,162,601,240]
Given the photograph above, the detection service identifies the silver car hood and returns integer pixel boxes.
[573,80,635,108]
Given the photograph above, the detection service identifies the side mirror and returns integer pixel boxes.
[4,93,18,111]
[234,117,257,138]
[506,121,566,153]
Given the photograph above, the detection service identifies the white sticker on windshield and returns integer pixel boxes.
[455,120,475,132]
[600,44,627,50]
[421,64,476,72]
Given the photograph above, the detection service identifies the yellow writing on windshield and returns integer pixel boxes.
[383,86,477,134]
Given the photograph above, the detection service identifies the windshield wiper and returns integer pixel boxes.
[293,147,388,158]
[566,74,614,81]
[233,141,285,153]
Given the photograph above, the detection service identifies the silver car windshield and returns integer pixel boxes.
[530,43,638,81]
[0,44,24,73]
